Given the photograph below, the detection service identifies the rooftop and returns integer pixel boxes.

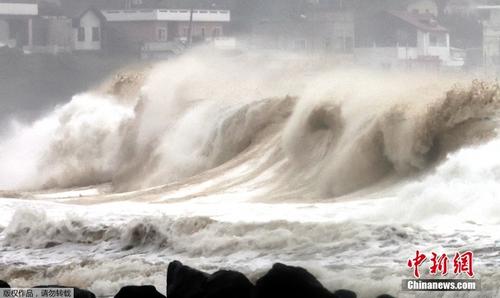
[387,10,448,32]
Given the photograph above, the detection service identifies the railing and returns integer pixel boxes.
[102,9,230,22]
[140,41,186,59]
[22,45,71,54]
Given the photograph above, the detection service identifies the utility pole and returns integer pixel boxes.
[187,7,194,47]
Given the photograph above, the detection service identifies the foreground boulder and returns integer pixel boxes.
[167,261,254,298]
[0,280,9,288]
[166,261,396,298]
[254,263,336,298]
[204,270,253,298]
[167,261,209,298]
[333,289,357,298]
[34,286,95,298]
[114,285,165,298]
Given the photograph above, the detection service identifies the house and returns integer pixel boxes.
[100,9,231,56]
[0,0,38,48]
[476,5,500,70]
[252,10,355,55]
[355,10,460,69]
[72,8,106,51]
[26,5,106,53]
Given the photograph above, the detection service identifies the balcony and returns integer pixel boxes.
[102,9,230,22]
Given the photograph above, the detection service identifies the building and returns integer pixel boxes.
[72,8,106,51]
[101,8,231,57]
[355,10,460,69]
[476,5,500,69]
[252,10,354,56]
[3,0,232,57]
[0,0,38,48]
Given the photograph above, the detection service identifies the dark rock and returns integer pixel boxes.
[114,285,165,298]
[167,260,209,298]
[44,241,61,248]
[333,289,357,298]
[0,280,10,288]
[204,270,254,298]
[254,263,335,298]
[376,295,395,298]
[34,286,95,298]
[167,261,254,298]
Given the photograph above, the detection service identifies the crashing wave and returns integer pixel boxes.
[0,51,498,199]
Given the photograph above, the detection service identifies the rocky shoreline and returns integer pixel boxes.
[0,261,395,298]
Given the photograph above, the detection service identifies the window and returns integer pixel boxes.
[429,33,447,47]
[344,36,353,52]
[334,36,353,53]
[92,27,100,42]
[429,34,437,46]
[77,27,85,42]
[336,37,344,51]
[323,37,332,50]
[294,39,306,50]
[157,27,167,41]
[8,25,15,39]
[125,0,143,8]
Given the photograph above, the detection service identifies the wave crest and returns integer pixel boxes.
[0,52,499,199]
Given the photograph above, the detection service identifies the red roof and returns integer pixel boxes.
[387,10,448,32]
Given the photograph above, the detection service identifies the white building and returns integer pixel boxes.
[72,8,105,51]
[355,10,461,69]
[0,1,38,48]
[476,6,500,68]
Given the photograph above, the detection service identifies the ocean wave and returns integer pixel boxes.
[0,51,498,200]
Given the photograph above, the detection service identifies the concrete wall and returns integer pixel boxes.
[0,18,9,46]
[355,47,400,68]
[32,16,72,49]
[355,46,442,70]
[6,18,30,47]
[47,17,72,48]
[106,20,170,53]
